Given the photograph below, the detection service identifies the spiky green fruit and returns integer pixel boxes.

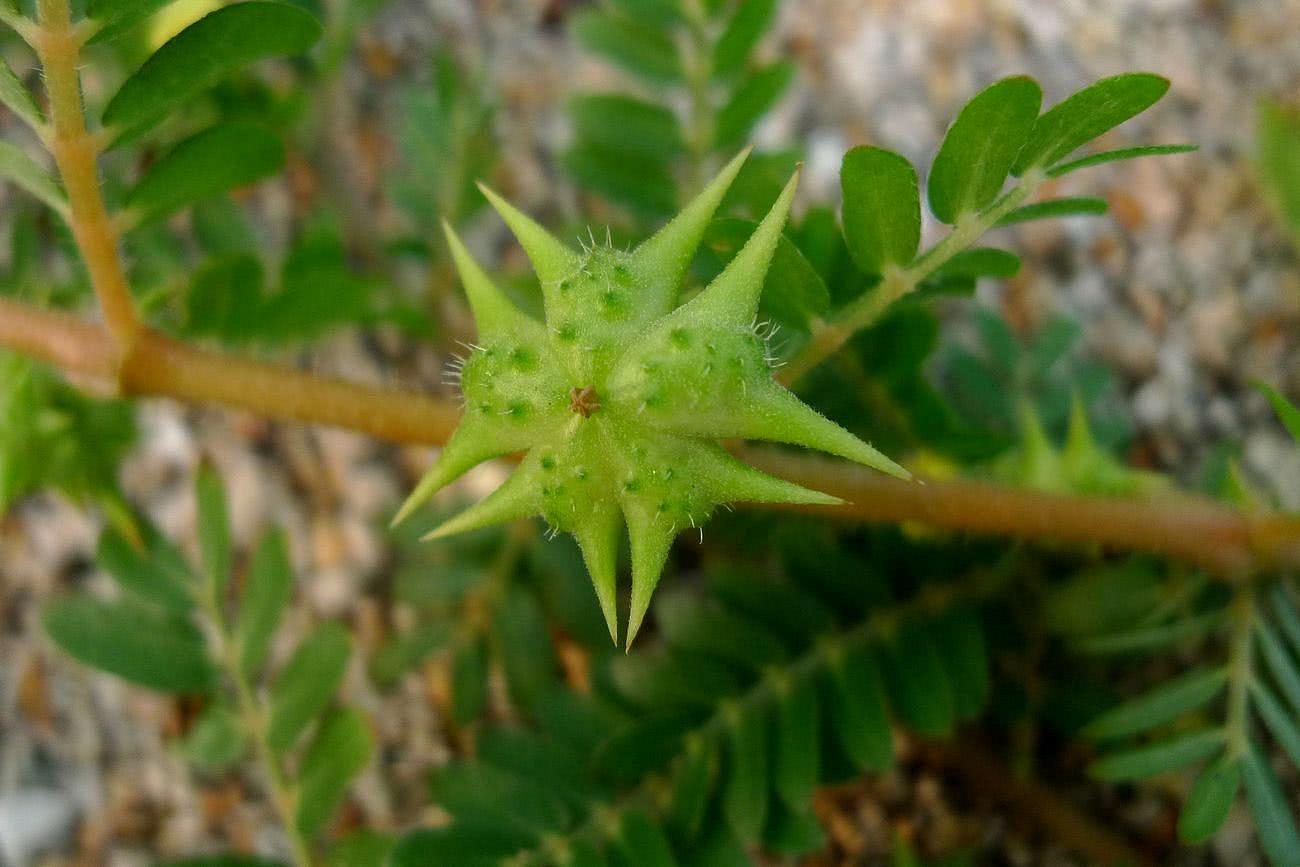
[396,151,907,647]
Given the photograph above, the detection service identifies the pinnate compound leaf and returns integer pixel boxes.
[237,528,293,679]
[1013,73,1171,174]
[573,11,681,84]
[0,58,44,131]
[1254,382,1300,445]
[997,197,1109,226]
[1178,753,1241,845]
[102,3,322,136]
[0,142,68,217]
[43,596,215,692]
[97,526,194,613]
[126,123,284,224]
[714,60,795,149]
[840,146,920,274]
[723,705,768,843]
[1089,729,1223,782]
[1047,144,1197,177]
[1084,667,1227,740]
[266,621,351,752]
[296,707,373,838]
[928,76,1042,224]
[1241,742,1300,866]
[712,0,777,77]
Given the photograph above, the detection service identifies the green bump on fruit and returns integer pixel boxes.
[396,152,909,647]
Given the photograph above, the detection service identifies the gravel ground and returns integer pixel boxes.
[2,1,1300,865]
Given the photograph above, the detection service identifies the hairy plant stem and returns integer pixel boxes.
[33,0,140,348]
[5,294,1300,577]
[1224,584,1256,758]
[778,173,1045,386]
[198,585,315,867]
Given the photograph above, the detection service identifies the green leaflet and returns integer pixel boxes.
[567,93,685,163]
[722,705,768,843]
[1255,382,1300,445]
[88,0,180,43]
[1047,144,1197,177]
[927,76,1041,224]
[573,10,682,85]
[0,57,43,132]
[125,123,284,225]
[1014,73,1171,174]
[714,60,795,149]
[997,197,1109,226]
[296,708,374,837]
[935,247,1021,279]
[1259,100,1300,241]
[1241,742,1300,866]
[1084,667,1228,740]
[712,0,778,76]
[1178,754,1241,844]
[774,672,820,807]
[43,596,215,692]
[1089,729,1223,781]
[236,529,294,679]
[195,465,231,604]
[266,621,352,752]
[0,141,68,218]
[97,526,195,613]
[840,146,921,274]
[102,3,322,137]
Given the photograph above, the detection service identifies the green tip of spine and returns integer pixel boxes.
[683,168,800,326]
[477,182,580,290]
[629,148,752,315]
[442,220,536,338]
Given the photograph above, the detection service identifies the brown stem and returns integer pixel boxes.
[736,447,1300,578]
[0,297,117,381]
[2,295,1297,576]
[117,329,462,446]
